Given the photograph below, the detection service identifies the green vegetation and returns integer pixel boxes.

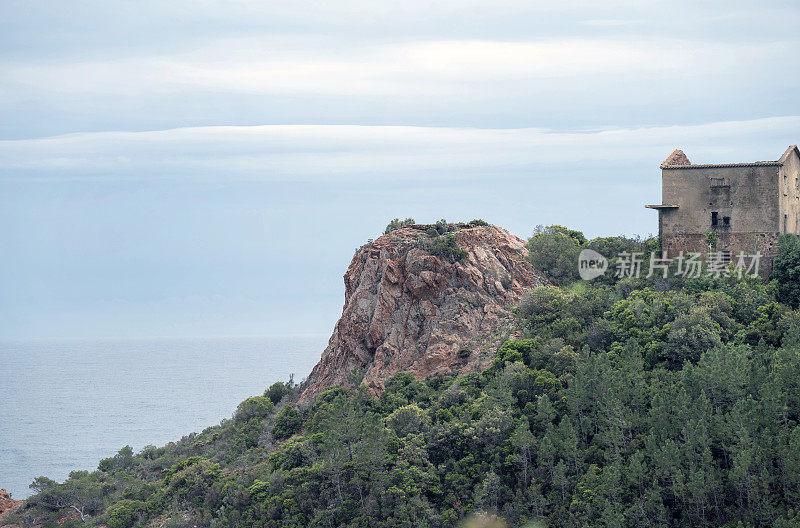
[706,228,719,250]
[405,219,468,261]
[264,381,291,405]
[234,396,273,422]
[384,218,416,234]
[105,499,142,528]
[384,218,492,262]
[426,233,468,261]
[271,405,302,439]
[9,229,800,528]
[774,233,800,307]
[526,225,586,284]
[526,224,657,286]
[418,218,451,239]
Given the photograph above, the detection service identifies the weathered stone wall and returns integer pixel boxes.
[660,232,779,276]
[779,150,800,234]
[660,165,780,236]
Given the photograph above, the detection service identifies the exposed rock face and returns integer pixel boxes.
[0,489,21,519]
[300,224,548,401]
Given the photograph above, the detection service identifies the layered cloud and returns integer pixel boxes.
[8,36,779,96]
[2,116,798,182]
[2,1,799,138]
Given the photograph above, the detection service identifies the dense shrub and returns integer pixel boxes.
[163,458,220,508]
[386,404,430,437]
[774,233,800,307]
[525,225,585,285]
[426,233,468,261]
[272,405,302,439]
[265,382,290,404]
[586,234,659,285]
[526,226,658,286]
[431,218,452,235]
[234,395,273,422]
[105,500,143,528]
[384,218,416,234]
[98,445,134,472]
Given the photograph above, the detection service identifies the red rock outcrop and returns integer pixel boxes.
[0,489,21,519]
[300,224,548,401]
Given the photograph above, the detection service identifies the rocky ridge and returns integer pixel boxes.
[0,490,21,521]
[300,224,548,401]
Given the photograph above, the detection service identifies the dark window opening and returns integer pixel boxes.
[723,216,730,226]
[711,211,719,226]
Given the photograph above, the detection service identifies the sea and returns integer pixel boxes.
[0,335,327,500]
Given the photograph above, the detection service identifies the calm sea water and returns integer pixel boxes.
[0,336,327,500]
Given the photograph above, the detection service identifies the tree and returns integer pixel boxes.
[533,394,556,433]
[510,417,535,487]
[105,500,143,528]
[265,382,290,404]
[29,476,57,494]
[585,235,658,286]
[272,405,302,439]
[98,445,134,472]
[312,393,388,511]
[774,234,800,307]
[526,225,586,285]
[662,308,722,367]
[474,471,502,512]
[386,404,430,438]
[235,395,274,422]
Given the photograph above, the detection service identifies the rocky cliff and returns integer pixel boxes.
[0,490,21,520]
[300,224,548,401]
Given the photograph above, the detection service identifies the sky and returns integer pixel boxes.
[2,0,799,339]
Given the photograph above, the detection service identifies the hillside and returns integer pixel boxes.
[5,225,800,528]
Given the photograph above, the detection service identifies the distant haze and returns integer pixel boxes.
[2,1,799,339]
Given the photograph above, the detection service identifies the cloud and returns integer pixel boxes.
[4,36,792,99]
[2,1,798,139]
[3,26,796,140]
[578,19,639,27]
[2,116,798,182]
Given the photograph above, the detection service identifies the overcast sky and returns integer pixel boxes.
[2,0,799,339]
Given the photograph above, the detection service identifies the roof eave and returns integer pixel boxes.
[661,162,781,169]
[778,145,800,165]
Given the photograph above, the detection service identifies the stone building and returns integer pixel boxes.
[646,145,800,274]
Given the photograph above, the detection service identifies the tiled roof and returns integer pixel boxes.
[661,145,799,169]
[662,161,781,169]
[660,149,691,168]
